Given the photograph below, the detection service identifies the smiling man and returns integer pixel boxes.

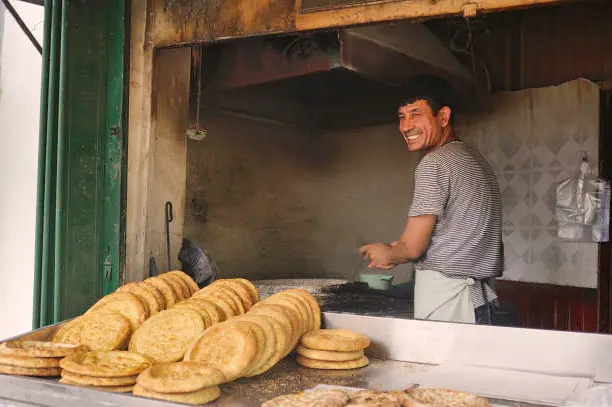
[359,77,503,324]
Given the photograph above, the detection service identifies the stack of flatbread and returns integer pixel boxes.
[263,388,491,407]
[250,288,321,350]
[184,288,321,379]
[129,278,259,363]
[58,350,154,393]
[134,361,225,405]
[297,329,370,370]
[0,340,87,377]
[50,270,201,352]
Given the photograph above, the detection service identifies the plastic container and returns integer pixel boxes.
[358,273,394,290]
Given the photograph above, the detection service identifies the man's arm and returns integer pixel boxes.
[361,157,446,269]
[388,214,436,263]
[359,214,436,268]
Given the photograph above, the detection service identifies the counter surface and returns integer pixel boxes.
[0,357,547,407]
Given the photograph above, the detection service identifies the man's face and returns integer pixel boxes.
[398,99,450,152]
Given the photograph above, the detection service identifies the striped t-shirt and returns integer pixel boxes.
[408,140,503,308]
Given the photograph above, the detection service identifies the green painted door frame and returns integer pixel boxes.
[33,0,129,328]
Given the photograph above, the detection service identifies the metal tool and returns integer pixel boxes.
[165,201,173,271]
[148,255,157,277]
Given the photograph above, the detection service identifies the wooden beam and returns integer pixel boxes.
[152,0,297,48]
[125,0,155,283]
[126,0,191,281]
[146,48,191,275]
[296,0,589,32]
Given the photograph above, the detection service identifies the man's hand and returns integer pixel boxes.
[358,214,436,269]
[359,243,396,270]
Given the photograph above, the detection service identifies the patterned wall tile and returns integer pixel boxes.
[553,242,581,286]
[531,143,556,169]
[502,228,534,281]
[531,170,562,227]
[528,231,557,282]
[465,79,600,288]
[463,124,500,171]
[557,136,585,171]
[499,171,530,224]
[496,124,530,172]
[581,243,599,287]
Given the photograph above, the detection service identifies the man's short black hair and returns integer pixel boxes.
[398,75,455,122]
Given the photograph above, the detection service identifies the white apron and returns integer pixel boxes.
[414,269,475,324]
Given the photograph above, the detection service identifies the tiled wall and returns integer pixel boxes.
[458,79,600,288]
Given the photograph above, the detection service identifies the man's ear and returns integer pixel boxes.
[438,106,452,127]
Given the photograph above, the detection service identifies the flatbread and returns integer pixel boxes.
[347,389,411,407]
[173,302,212,328]
[133,383,221,405]
[157,274,187,301]
[262,390,349,407]
[140,280,167,310]
[283,289,321,331]
[168,271,199,295]
[192,291,235,320]
[0,353,61,368]
[297,345,364,362]
[61,370,138,386]
[145,277,177,308]
[198,286,245,315]
[246,314,288,375]
[161,273,191,300]
[210,279,254,311]
[52,311,131,351]
[187,298,223,325]
[0,340,87,358]
[232,316,277,377]
[407,388,491,407]
[136,362,225,394]
[129,308,205,363]
[170,273,193,298]
[301,329,370,352]
[296,355,370,370]
[249,303,299,353]
[267,293,310,335]
[222,319,266,377]
[234,278,260,303]
[58,379,134,392]
[0,364,61,377]
[216,286,247,314]
[255,296,304,338]
[60,351,153,378]
[184,322,257,381]
[277,291,314,332]
[117,282,162,316]
[85,291,147,331]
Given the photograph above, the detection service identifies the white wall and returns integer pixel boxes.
[0,2,44,339]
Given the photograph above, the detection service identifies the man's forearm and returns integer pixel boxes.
[387,241,419,265]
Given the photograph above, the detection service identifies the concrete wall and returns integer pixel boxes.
[0,3,44,339]
[184,112,417,284]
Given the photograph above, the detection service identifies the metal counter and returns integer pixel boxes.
[0,357,545,407]
[2,311,609,407]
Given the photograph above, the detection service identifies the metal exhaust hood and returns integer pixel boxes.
[198,22,481,130]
